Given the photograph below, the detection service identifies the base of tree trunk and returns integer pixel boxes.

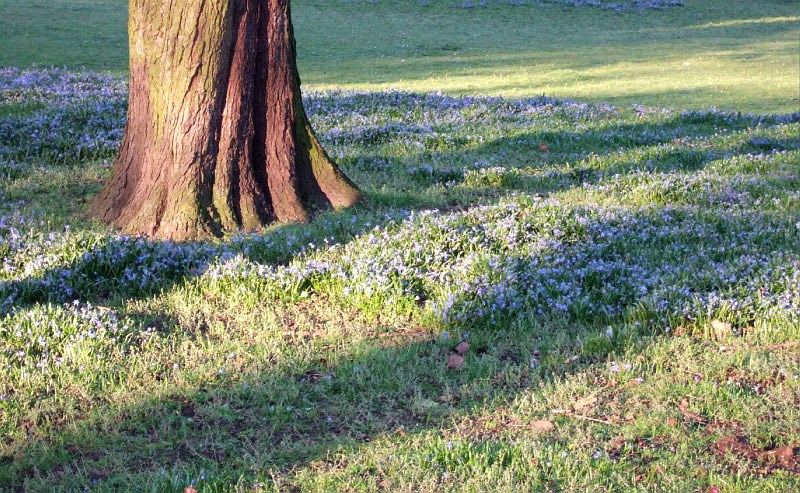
[91,0,360,241]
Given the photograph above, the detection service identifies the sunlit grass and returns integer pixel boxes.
[1,0,798,112]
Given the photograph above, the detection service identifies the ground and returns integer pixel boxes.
[0,0,798,112]
[1,1,799,492]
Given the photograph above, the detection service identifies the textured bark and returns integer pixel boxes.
[91,0,360,241]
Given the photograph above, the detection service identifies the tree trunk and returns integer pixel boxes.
[91,0,360,241]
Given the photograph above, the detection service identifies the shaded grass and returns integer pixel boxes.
[1,0,798,112]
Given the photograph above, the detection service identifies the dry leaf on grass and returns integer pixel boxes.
[455,341,470,355]
[711,435,799,473]
[764,445,797,469]
[532,420,555,433]
[447,353,465,370]
[710,320,732,340]
[678,398,708,425]
[573,395,598,412]
[607,435,626,454]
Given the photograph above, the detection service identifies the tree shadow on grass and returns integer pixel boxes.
[1,192,798,490]
[2,103,797,320]
[1,106,796,318]
[1,317,582,490]
[0,100,797,489]
[348,110,798,212]
[0,111,695,308]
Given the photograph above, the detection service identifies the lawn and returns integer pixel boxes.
[1,1,800,492]
[0,0,798,113]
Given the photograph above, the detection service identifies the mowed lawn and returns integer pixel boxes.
[1,1,800,493]
[0,0,798,113]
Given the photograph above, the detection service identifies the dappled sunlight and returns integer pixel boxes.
[1,1,798,112]
[294,2,799,113]
[304,40,800,113]
[1,4,799,483]
[684,16,800,31]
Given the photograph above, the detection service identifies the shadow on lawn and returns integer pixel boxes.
[355,111,798,205]
[0,108,797,490]
[299,9,800,95]
[2,198,798,490]
[3,108,797,315]
[4,315,590,491]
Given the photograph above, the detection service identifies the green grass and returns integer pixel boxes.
[1,0,799,113]
[1,69,799,490]
[1,1,800,491]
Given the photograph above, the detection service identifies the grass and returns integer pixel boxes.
[0,1,799,491]
[0,0,798,113]
[0,67,799,491]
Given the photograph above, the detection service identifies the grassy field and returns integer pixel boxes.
[0,0,798,113]
[1,67,799,491]
[1,1,800,492]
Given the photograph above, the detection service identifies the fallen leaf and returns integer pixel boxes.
[447,353,464,370]
[712,435,756,459]
[673,325,688,336]
[764,445,797,469]
[678,398,707,425]
[712,436,799,473]
[608,435,626,452]
[710,320,732,340]
[532,420,555,433]
[573,395,597,412]
[455,341,470,355]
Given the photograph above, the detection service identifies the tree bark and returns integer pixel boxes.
[91,0,360,241]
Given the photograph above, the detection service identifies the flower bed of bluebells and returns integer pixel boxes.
[0,69,126,164]
[1,68,799,377]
